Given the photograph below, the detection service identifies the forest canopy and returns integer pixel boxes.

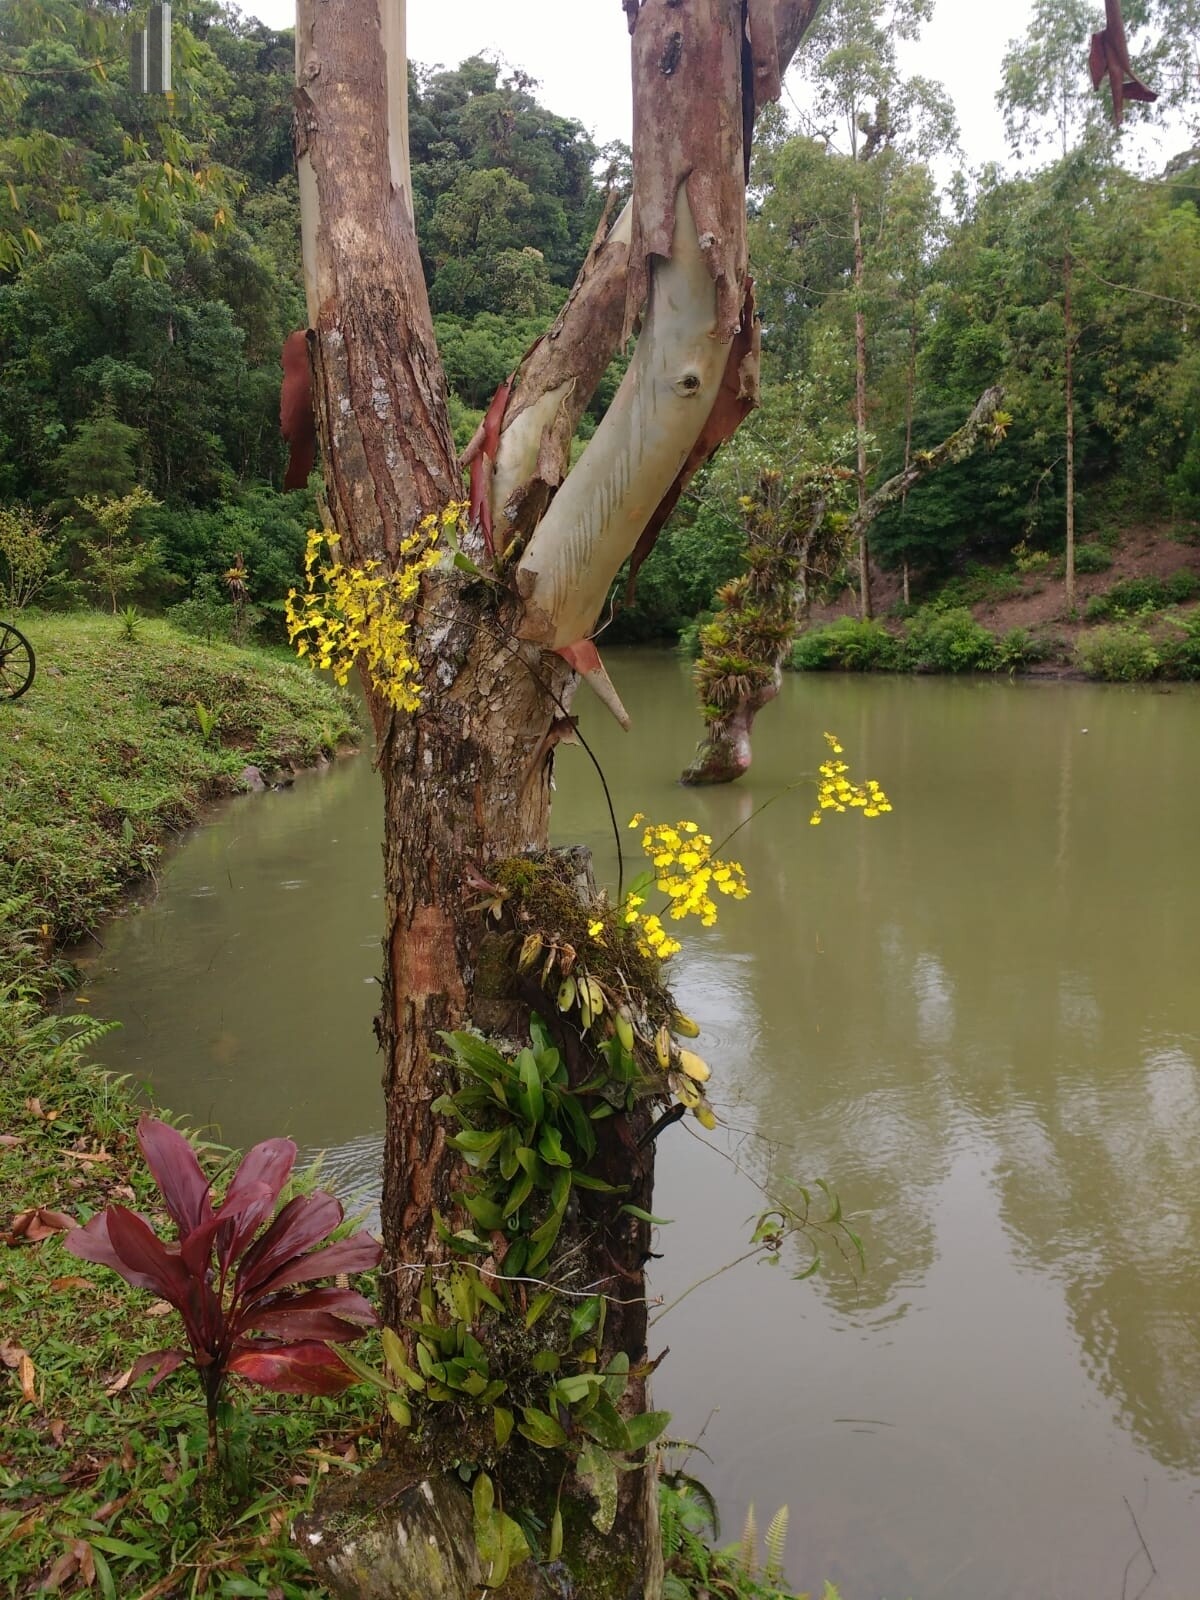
[1,0,1197,629]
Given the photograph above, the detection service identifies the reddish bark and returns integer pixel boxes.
[280,329,316,491]
[1089,0,1157,125]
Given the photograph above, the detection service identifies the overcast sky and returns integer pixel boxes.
[247,0,1177,178]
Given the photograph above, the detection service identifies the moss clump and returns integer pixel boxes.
[494,850,671,1019]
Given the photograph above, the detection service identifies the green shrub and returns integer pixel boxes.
[994,627,1049,671]
[1165,570,1200,603]
[1159,612,1200,680]
[676,612,711,660]
[168,573,261,645]
[903,606,998,673]
[1074,542,1113,574]
[1090,572,1200,619]
[934,565,1022,608]
[1076,624,1160,681]
[789,617,901,672]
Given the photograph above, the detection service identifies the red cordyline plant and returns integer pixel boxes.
[65,1117,381,1468]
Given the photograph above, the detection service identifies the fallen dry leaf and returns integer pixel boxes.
[43,1539,95,1592]
[105,1366,134,1398]
[48,1418,67,1445]
[0,1338,28,1369]
[120,1439,135,1473]
[49,1275,92,1292]
[0,1133,22,1148]
[146,1300,173,1318]
[19,1352,37,1403]
[132,1571,189,1600]
[7,1206,76,1244]
[93,1493,131,1523]
[62,1149,112,1165]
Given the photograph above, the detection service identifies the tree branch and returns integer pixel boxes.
[474,0,827,576]
[848,386,1006,543]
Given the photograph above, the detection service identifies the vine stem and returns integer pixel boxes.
[649,1244,771,1328]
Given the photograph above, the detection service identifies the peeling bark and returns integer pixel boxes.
[515,189,733,651]
[474,0,824,571]
[628,281,760,602]
[625,0,747,345]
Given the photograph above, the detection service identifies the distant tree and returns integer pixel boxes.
[792,0,957,616]
[75,485,161,612]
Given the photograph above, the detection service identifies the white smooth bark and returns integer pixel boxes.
[515,188,731,649]
[487,205,634,549]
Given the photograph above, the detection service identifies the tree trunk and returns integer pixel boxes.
[901,294,917,610]
[852,189,872,620]
[291,3,825,1592]
[1064,247,1076,613]
[683,477,830,786]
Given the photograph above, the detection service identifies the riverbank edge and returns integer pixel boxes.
[0,612,362,988]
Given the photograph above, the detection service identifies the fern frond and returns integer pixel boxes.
[764,1504,790,1584]
[739,1502,758,1577]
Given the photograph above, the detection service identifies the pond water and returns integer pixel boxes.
[79,653,1200,1599]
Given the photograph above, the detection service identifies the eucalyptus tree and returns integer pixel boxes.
[291,4,824,1593]
[789,0,956,616]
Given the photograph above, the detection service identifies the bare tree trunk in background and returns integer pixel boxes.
[901,292,918,609]
[292,2,823,1593]
[1064,247,1077,613]
[852,190,873,619]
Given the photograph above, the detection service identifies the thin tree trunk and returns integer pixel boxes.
[901,292,917,610]
[852,190,872,620]
[1064,247,1076,613]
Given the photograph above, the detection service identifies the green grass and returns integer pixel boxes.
[0,613,356,949]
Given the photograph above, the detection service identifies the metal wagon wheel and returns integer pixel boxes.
[0,621,35,701]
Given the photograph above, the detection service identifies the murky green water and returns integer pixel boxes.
[80,654,1200,1598]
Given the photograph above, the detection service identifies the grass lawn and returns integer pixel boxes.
[0,612,357,952]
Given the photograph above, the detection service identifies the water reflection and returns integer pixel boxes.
[81,657,1200,1597]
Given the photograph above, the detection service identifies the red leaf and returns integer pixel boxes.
[127,1349,188,1392]
[101,1207,193,1306]
[233,1190,344,1299]
[179,1184,270,1278]
[253,1231,381,1299]
[135,1118,213,1236]
[236,1287,376,1343]
[467,377,513,557]
[65,1211,172,1295]
[216,1138,296,1269]
[228,1340,359,1396]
